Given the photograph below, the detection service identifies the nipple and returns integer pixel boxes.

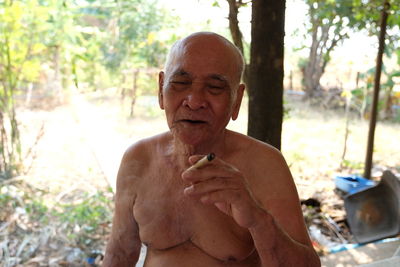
[227,256,237,262]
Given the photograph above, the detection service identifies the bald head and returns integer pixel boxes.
[164,32,245,85]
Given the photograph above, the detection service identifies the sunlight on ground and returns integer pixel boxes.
[20,91,400,201]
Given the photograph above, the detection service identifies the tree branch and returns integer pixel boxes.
[226,0,244,54]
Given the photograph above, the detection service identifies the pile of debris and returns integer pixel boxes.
[301,194,355,255]
[302,169,400,256]
[0,178,111,267]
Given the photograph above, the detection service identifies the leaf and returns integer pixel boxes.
[390,71,400,77]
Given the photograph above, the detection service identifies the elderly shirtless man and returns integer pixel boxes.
[103,32,320,266]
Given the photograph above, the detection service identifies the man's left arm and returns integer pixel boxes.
[182,151,321,267]
[247,199,320,266]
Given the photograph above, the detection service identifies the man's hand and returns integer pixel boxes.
[182,155,265,229]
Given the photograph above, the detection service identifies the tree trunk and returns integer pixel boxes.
[227,0,244,53]
[364,0,389,179]
[226,0,250,90]
[302,3,348,99]
[130,69,139,117]
[53,45,63,103]
[247,0,285,150]
[304,23,334,98]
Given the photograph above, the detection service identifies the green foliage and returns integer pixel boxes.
[306,0,400,41]
[25,199,49,223]
[0,181,113,247]
[0,0,49,178]
[54,191,111,229]
[353,0,400,34]
[350,61,400,121]
[82,0,176,73]
[0,0,179,178]
[305,0,360,41]
[299,0,361,95]
[351,0,400,86]
[341,159,364,171]
[0,182,48,226]
[1,0,177,92]
[299,0,400,97]
[52,191,112,245]
[283,97,292,120]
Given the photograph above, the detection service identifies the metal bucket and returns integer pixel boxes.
[344,170,400,243]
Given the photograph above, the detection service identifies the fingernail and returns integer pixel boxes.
[201,195,209,202]
[182,170,193,179]
[184,185,194,194]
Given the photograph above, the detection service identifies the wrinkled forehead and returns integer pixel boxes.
[165,33,243,83]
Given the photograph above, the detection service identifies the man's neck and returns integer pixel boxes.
[167,130,228,166]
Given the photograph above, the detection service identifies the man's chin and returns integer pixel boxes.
[171,128,211,147]
[179,120,208,128]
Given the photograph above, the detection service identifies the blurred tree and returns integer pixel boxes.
[0,0,48,178]
[300,0,400,99]
[353,0,400,44]
[73,0,178,94]
[44,0,77,99]
[211,0,399,150]
[302,0,358,98]
[0,0,177,178]
[225,0,250,88]
[100,0,172,72]
[351,64,400,120]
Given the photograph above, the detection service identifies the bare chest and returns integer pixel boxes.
[133,168,255,262]
[133,171,194,245]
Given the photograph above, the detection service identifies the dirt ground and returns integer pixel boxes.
[1,89,399,266]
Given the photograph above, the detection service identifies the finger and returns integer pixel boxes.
[182,164,237,183]
[199,189,263,228]
[214,201,233,217]
[184,177,241,196]
[200,188,244,205]
[187,154,206,165]
[187,153,216,170]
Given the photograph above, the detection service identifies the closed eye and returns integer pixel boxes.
[170,81,191,91]
[207,85,225,95]
[171,81,190,84]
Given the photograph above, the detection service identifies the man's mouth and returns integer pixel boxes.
[180,119,206,124]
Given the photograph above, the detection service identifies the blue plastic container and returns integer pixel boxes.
[335,175,376,194]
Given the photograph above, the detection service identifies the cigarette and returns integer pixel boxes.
[188,153,215,170]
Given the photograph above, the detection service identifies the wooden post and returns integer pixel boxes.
[364,0,390,179]
[130,69,139,117]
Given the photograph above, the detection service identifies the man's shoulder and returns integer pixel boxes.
[116,132,170,181]
[228,131,295,201]
[226,130,288,179]
[122,132,170,162]
[227,130,281,158]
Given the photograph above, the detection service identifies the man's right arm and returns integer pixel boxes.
[103,152,142,267]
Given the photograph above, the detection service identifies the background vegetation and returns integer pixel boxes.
[0,0,399,266]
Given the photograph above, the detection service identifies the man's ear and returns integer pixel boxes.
[158,71,165,110]
[231,84,245,121]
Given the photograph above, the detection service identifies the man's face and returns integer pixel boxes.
[158,37,244,146]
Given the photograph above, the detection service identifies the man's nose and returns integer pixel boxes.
[182,87,208,110]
